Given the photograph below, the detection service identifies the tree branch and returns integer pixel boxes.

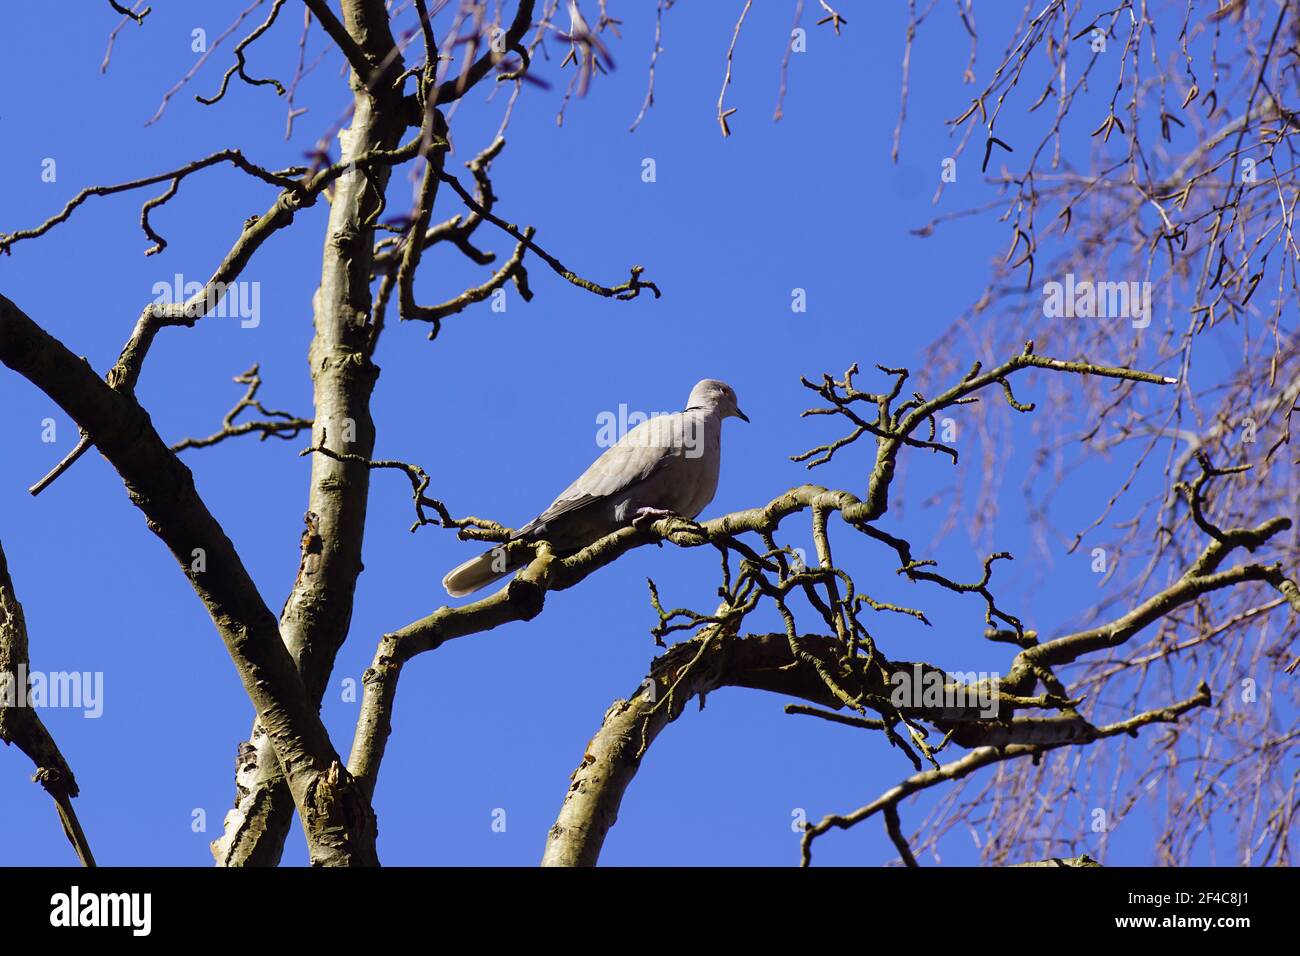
[0,293,376,866]
[432,0,536,106]
[0,539,95,866]
[170,364,312,453]
[541,629,846,866]
[800,687,1212,865]
[302,0,374,81]
[212,0,406,866]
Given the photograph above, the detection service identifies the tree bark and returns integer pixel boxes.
[212,0,405,868]
[0,538,95,865]
[542,631,846,866]
[0,293,377,866]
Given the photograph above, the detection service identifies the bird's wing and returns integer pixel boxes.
[515,413,681,537]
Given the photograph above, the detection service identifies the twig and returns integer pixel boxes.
[196,0,289,106]
[108,0,149,24]
[716,0,752,137]
[170,365,312,452]
[438,169,660,299]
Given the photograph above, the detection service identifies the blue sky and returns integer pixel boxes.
[0,2,1266,866]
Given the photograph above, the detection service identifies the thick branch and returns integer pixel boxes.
[432,1,536,106]
[0,539,95,866]
[541,630,845,866]
[302,0,374,81]
[212,0,405,867]
[0,293,375,866]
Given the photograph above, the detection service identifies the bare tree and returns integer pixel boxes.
[0,0,1294,867]
[896,0,1300,865]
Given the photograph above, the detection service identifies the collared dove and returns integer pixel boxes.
[442,379,748,597]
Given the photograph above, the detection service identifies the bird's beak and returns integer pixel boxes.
[735,407,750,423]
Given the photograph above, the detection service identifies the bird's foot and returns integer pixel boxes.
[632,506,681,531]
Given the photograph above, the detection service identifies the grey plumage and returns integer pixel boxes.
[442,379,748,597]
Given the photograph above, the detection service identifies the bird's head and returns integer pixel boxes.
[687,379,749,422]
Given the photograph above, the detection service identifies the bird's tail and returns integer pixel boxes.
[442,547,517,598]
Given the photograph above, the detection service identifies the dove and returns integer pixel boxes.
[442,379,748,597]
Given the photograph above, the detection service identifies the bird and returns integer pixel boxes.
[442,379,748,597]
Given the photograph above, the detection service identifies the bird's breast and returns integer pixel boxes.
[671,417,721,518]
